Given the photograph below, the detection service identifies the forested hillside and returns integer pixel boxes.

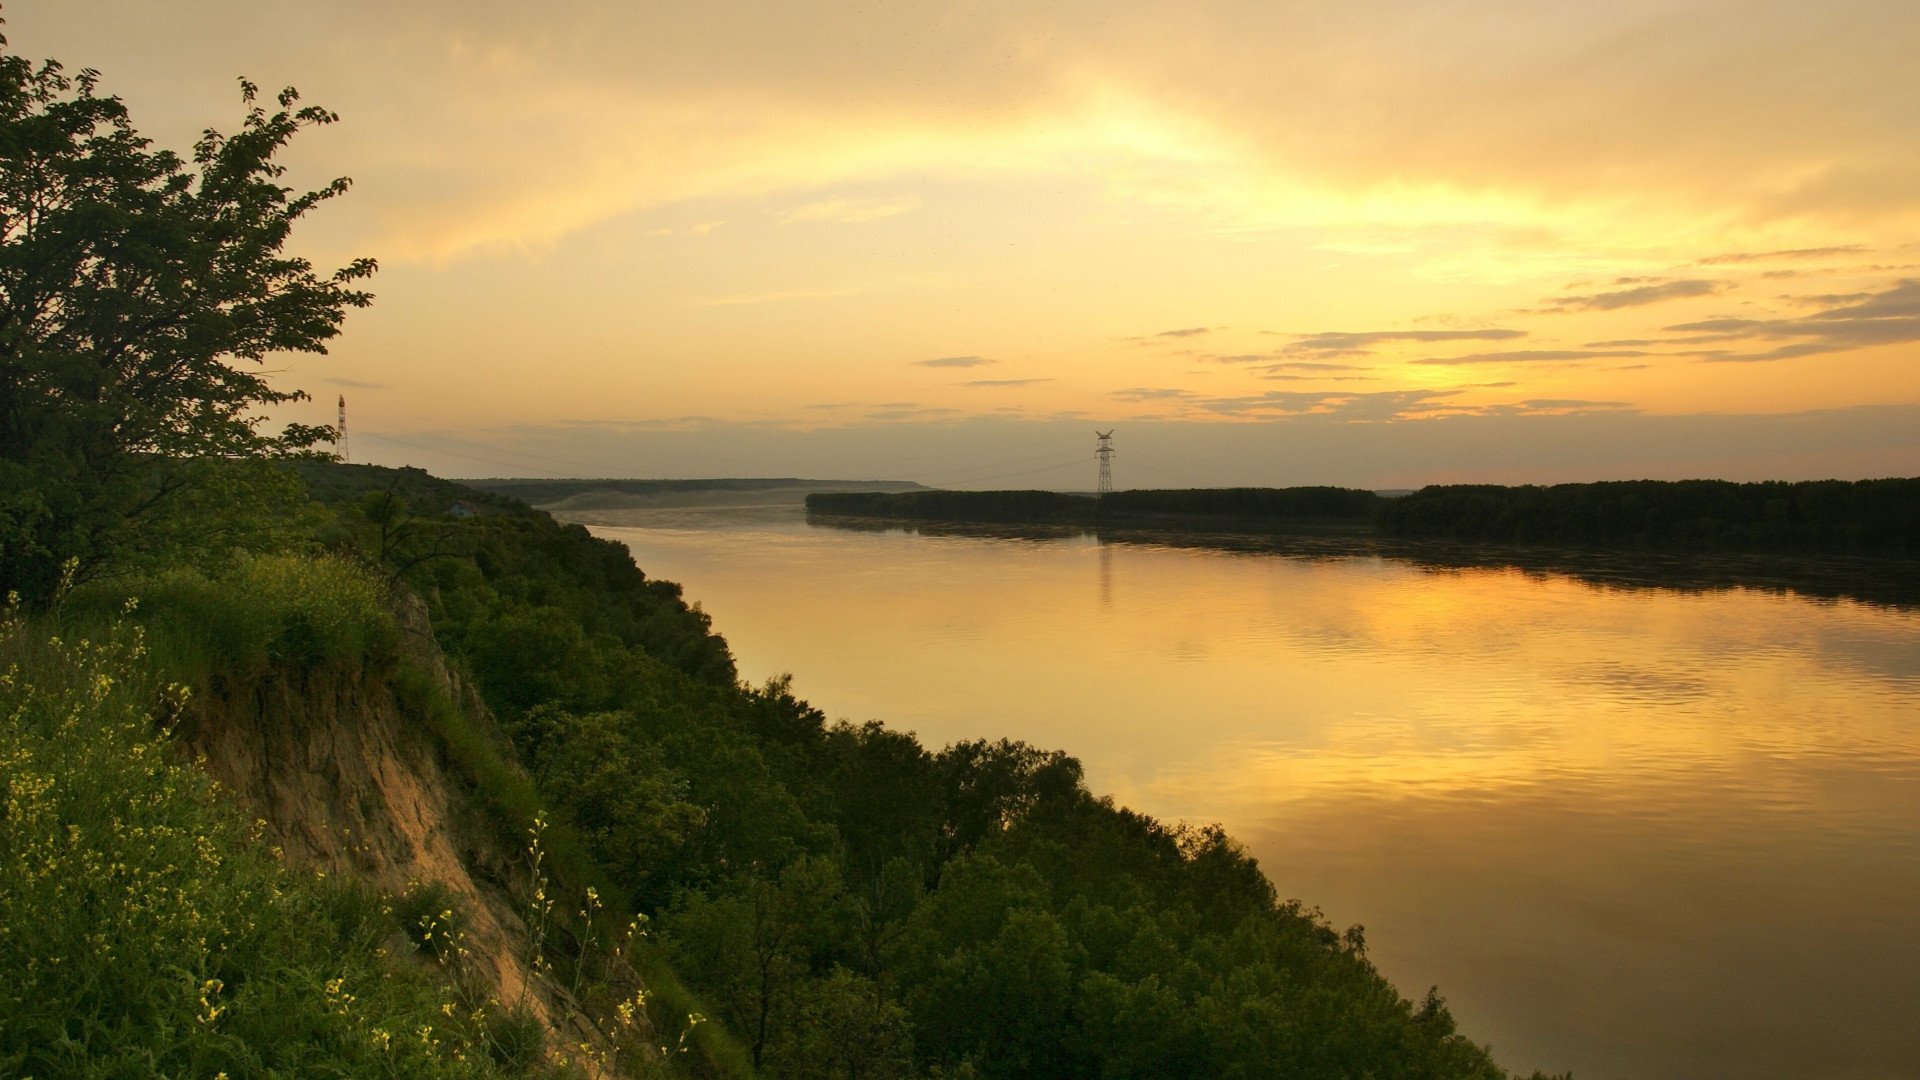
[4,460,1558,1077]
[305,463,1538,1078]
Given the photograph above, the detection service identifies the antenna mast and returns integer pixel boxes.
[338,395,349,464]
[1095,430,1114,496]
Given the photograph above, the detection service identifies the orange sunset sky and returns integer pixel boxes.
[16,1,1920,487]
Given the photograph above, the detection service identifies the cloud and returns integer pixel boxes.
[782,195,922,223]
[914,356,996,368]
[1416,349,1652,365]
[1517,398,1636,412]
[1194,388,1465,421]
[1782,291,1874,307]
[1112,387,1195,402]
[1156,327,1213,338]
[1698,246,1867,264]
[964,378,1053,387]
[1545,279,1727,312]
[1584,339,1654,347]
[56,0,1920,269]
[1661,279,1920,360]
[1810,281,1920,321]
[323,377,391,390]
[1277,329,1527,358]
[865,406,962,422]
[1207,357,1366,370]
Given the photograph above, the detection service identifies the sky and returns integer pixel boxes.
[14,0,1920,487]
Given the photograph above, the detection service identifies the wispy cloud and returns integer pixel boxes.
[865,405,963,422]
[1206,357,1366,370]
[1698,246,1867,264]
[1662,279,1920,361]
[964,378,1053,387]
[1515,398,1636,412]
[323,377,391,390]
[1277,328,1527,358]
[1544,278,1727,312]
[1416,349,1652,365]
[914,356,996,368]
[1194,388,1465,421]
[1112,387,1196,402]
[1781,291,1874,307]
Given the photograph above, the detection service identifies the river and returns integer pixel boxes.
[581,505,1920,1080]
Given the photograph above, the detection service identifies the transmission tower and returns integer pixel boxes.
[337,394,349,463]
[1095,430,1114,496]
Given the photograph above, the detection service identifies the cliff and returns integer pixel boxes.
[175,589,614,1063]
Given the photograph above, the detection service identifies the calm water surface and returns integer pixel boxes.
[588,511,1920,1080]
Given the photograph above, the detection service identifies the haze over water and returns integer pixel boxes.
[588,507,1920,1080]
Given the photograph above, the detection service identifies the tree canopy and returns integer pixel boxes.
[0,29,373,604]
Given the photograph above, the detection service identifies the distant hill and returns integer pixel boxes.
[460,477,927,512]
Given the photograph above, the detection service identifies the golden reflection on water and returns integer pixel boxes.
[593,519,1920,1080]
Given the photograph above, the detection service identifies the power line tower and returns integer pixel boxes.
[337,394,349,464]
[1095,429,1114,496]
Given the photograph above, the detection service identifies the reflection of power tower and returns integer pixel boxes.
[337,395,349,463]
[1095,430,1115,496]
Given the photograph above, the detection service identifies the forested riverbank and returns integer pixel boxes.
[809,478,1920,556]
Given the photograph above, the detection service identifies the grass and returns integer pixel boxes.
[66,551,401,686]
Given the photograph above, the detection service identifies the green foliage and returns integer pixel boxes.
[0,612,526,1077]
[0,34,375,605]
[509,705,706,881]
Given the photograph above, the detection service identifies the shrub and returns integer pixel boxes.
[394,879,470,960]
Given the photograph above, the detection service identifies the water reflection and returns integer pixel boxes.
[589,513,1920,1080]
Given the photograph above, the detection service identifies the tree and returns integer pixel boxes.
[0,28,374,605]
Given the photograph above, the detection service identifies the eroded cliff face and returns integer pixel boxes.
[175,592,578,1045]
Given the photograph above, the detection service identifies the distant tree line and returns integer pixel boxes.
[1378,478,1920,556]
[812,480,1920,558]
[1101,485,1383,521]
[807,486,1381,526]
[809,488,1096,523]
